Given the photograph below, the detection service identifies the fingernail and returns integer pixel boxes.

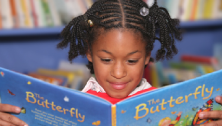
[199,113,205,119]
[216,96,221,101]
[15,107,21,113]
[24,124,28,126]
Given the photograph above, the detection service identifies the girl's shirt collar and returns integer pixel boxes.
[81,77,152,96]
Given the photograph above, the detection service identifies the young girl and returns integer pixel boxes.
[0,0,222,126]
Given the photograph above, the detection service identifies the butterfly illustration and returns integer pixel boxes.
[92,120,101,126]
[171,111,176,114]
[121,110,126,114]
[8,89,15,96]
[192,106,199,111]
[216,88,220,91]
[192,99,214,125]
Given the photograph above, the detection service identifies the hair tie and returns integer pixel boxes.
[88,20,94,27]
[140,7,149,16]
[83,14,94,27]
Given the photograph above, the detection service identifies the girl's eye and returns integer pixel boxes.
[128,60,138,64]
[101,59,111,63]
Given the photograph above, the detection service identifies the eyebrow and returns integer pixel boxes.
[100,50,140,55]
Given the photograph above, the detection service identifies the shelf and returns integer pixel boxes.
[0,20,222,37]
[0,26,64,37]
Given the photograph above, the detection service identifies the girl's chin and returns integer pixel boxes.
[107,91,130,99]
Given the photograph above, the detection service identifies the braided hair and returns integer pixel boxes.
[57,0,182,74]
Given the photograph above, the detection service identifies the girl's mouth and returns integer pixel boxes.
[109,82,128,90]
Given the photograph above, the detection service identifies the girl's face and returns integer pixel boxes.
[86,29,151,99]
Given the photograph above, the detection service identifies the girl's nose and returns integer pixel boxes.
[110,62,127,79]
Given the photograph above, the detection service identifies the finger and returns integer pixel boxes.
[0,119,16,126]
[199,111,222,119]
[200,119,222,126]
[0,104,21,113]
[0,112,28,126]
[215,96,222,104]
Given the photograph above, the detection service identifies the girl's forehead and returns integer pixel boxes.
[96,28,142,41]
[92,29,146,52]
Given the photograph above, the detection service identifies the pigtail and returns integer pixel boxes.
[147,0,182,61]
[57,14,90,61]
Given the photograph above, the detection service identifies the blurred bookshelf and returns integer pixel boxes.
[0,0,222,89]
[0,20,222,37]
[0,26,64,37]
[0,19,222,37]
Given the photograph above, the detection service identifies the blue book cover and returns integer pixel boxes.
[1,67,222,126]
[0,67,112,126]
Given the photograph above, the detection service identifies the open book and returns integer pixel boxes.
[0,67,222,126]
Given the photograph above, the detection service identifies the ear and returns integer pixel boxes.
[86,50,93,62]
[145,52,151,65]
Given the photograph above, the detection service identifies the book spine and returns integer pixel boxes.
[218,0,222,18]
[190,0,199,21]
[212,0,221,19]
[40,0,53,27]
[15,0,25,28]
[111,105,116,126]
[30,0,38,27]
[169,62,197,70]
[150,63,159,88]
[47,0,61,26]
[1,0,13,29]
[180,0,190,21]
[20,0,33,28]
[195,0,205,20]
[0,0,2,29]
[181,55,218,65]
[202,0,215,19]
[9,0,19,28]
[33,0,45,27]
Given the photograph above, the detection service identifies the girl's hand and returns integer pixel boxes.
[199,96,222,126]
[0,103,28,126]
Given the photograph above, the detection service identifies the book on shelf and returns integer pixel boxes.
[1,66,222,126]
[0,0,65,29]
[189,0,199,21]
[0,2,2,29]
[40,0,53,27]
[9,0,19,28]
[21,0,34,28]
[202,0,216,20]
[153,0,222,22]
[181,54,220,71]
[0,0,13,29]
[14,0,25,28]
[181,55,218,65]
[58,60,91,90]
[36,68,85,90]
[195,0,206,20]
[27,72,67,87]
[47,0,62,27]
[213,43,222,68]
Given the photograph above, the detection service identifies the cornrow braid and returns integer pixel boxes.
[57,0,182,74]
